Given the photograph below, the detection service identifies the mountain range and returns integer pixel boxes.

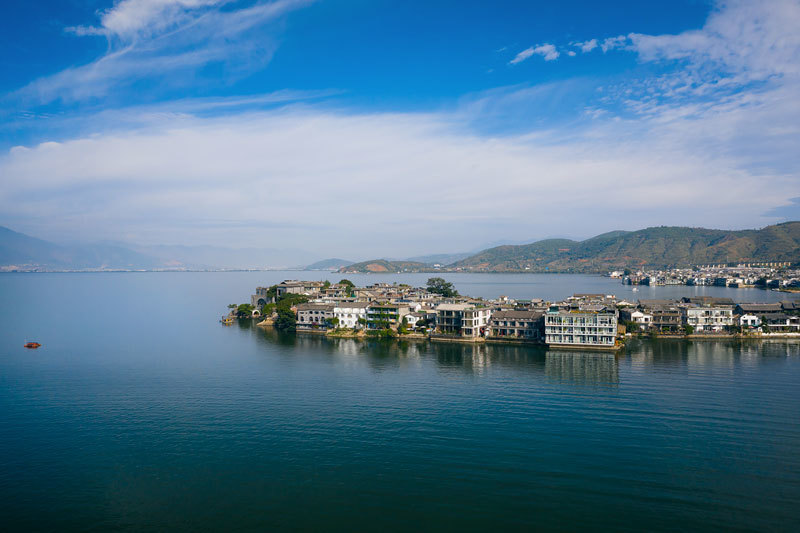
[3,222,798,272]
[341,222,800,273]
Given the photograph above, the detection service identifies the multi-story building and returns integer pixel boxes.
[333,302,369,329]
[434,303,492,337]
[296,303,335,329]
[275,280,323,298]
[544,307,618,348]
[366,303,410,330]
[461,307,493,337]
[684,305,734,332]
[488,310,544,341]
[639,300,683,332]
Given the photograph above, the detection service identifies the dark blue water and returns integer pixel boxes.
[1,272,799,531]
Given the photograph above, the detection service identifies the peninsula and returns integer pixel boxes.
[225,278,800,351]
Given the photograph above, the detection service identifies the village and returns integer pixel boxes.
[615,263,800,290]
[228,279,800,350]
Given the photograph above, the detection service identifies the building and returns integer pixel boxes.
[684,305,734,332]
[434,303,492,337]
[639,300,683,332]
[366,303,410,330]
[296,303,335,330]
[488,310,544,341]
[333,302,369,329]
[276,280,323,298]
[251,286,272,308]
[544,307,618,348]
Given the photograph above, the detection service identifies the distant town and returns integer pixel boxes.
[613,263,800,290]
[225,278,800,351]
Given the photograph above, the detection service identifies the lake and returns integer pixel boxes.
[1,272,799,531]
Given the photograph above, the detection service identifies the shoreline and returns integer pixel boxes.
[257,321,800,347]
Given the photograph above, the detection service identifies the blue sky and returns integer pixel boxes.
[1,0,798,262]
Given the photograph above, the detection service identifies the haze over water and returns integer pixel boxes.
[1,272,799,531]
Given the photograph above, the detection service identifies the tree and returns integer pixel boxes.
[322,280,331,289]
[327,317,340,328]
[278,293,310,306]
[236,303,255,317]
[339,279,355,289]
[266,285,278,300]
[684,324,694,335]
[427,277,458,297]
[274,305,297,331]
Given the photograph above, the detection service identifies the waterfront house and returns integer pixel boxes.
[435,303,492,337]
[684,305,734,332]
[333,302,369,329]
[296,303,335,330]
[544,306,618,348]
[488,310,544,341]
[739,314,760,328]
[366,302,410,330]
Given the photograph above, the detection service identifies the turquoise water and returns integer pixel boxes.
[1,272,799,531]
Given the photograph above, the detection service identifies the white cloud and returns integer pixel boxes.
[576,39,598,53]
[628,0,800,82]
[0,90,794,256]
[509,43,559,64]
[600,35,627,52]
[67,0,224,41]
[16,0,312,105]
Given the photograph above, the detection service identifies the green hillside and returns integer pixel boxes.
[340,259,431,273]
[450,222,800,272]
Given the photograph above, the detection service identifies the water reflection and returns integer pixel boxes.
[544,351,619,387]
[249,325,799,386]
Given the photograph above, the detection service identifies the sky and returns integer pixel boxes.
[1,0,799,261]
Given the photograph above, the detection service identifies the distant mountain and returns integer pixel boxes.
[340,259,431,273]
[405,252,472,265]
[450,222,800,272]
[0,226,161,270]
[0,225,317,271]
[133,244,317,270]
[305,258,354,270]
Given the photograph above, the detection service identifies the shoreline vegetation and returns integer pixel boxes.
[222,278,800,351]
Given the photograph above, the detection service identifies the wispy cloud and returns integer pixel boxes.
[13,0,312,106]
[509,43,559,64]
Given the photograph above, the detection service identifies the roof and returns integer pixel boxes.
[295,303,335,312]
[436,303,472,311]
[736,303,782,312]
[334,302,370,309]
[490,310,543,320]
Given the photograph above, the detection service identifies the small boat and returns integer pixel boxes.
[24,342,41,349]
[221,316,235,325]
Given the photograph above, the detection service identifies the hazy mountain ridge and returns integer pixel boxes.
[340,259,430,273]
[304,258,354,270]
[451,222,800,272]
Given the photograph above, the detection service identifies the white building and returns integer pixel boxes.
[544,308,618,348]
[629,310,653,327]
[685,306,734,332]
[739,314,760,328]
[333,302,369,329]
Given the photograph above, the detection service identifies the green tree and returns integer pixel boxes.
[339,279,355,288]
[327,317,340,328]
[278,293,310,306]
[274,305,297,331]
[684,324,694,335]
[236,303,255,317]
[322,280,331,289]
[427,277,458,297]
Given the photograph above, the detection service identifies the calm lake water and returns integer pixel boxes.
[1,272,799,531]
